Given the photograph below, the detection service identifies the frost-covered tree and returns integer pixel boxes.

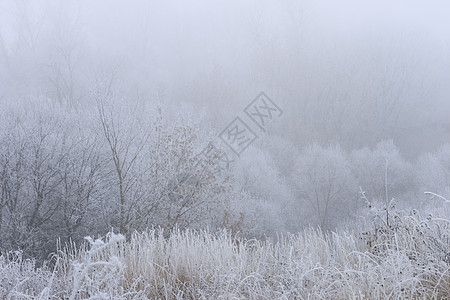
[97,98,153,234]
[351,140,415,206]
[96,95,233,234]
[293,144,356,229]
[0,102,104,259]
[232,146,294,236]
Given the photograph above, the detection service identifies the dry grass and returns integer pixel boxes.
[1,211,449,299]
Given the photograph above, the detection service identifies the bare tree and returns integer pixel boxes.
[97,99,153,234]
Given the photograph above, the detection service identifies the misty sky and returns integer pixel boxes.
[0,0,449,156]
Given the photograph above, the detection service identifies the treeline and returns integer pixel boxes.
[0,97,234,261]
[0,97,449,261]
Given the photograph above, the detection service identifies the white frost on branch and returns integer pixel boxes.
[424,192,450,203]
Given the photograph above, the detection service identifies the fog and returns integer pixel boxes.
[1,1,450,159]
[0,0,450,284]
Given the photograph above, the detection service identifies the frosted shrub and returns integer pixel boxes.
[0,251,59,299]
[57,233,129,299]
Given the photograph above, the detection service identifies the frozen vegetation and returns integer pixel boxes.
[1,0,450,298]
[1,209,449,299]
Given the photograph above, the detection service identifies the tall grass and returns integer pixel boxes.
[1,211,449,299]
